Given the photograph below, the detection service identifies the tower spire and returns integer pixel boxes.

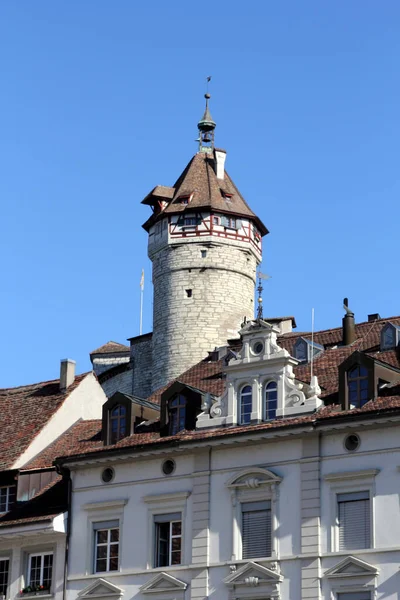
[197,79,216,152]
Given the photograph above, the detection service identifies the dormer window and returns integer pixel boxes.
[348,365,369,409]
[169,394,186,435]
[110,405,127,444]
[240,385,252,425]
[381,322,400,350]
[179,195,190,205]
[264,382,278,421]
[293,337,323,363]
[0,485,16,513]
[220,190,233,202]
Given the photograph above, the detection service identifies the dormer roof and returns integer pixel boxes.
[141,152,268,235]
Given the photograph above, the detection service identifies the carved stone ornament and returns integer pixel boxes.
[244,577,259,587]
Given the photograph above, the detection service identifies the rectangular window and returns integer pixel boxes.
[0,486,16,513]
[154,513,182,567]
[338,491,370,550]
[28,553,53,590]
[241,501,271,559]
[94,520,119,573]
[183,217,197,226]
[0,559,9,596]
[226,217,236,229]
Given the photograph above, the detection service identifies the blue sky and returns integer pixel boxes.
[1,1,399,387]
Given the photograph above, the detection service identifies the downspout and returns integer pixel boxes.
[56,465,72,600]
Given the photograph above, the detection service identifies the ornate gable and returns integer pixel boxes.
[224,561,282,599]
[78,579,123,599]
[324,556,378,579]
[140,572,188,594]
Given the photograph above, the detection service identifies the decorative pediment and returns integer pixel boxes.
[227,468,282,490]
[78,579,123,599]
[324,556,378,578]
[140,572,188,594]
[224,561,282,587]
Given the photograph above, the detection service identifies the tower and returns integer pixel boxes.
[142,95,268,391]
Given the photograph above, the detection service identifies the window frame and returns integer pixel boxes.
[0,557,9,597]
[0,485,16,513]
[154,513,182,567]
[241,500,272,560]
[27,552,53,591]
[227,468,281,561]
[347,365,369,409]
[264,380,278,421]
[83,498,127,576]
[143,491,190,570]
[239,385,252,425]
[168,394,187,435]
[109,404,127,445]
[93,520,120,574]
[324,469,378,553]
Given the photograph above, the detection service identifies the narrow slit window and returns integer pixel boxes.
[185,289,192,298]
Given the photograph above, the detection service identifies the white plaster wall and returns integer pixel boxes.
[13,373,107,469]
[0,532,66,600]
[65,424,400,600]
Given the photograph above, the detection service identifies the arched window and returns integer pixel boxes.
[348,365,369,408]
[265,381,278,421]
[169,394,186,435]
[240,385,252,425]
[110,405,127,444]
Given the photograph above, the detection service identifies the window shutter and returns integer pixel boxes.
[221,215,229,227]
[338,491,370,550]
[236,219,242,230]
[242,501,271,559]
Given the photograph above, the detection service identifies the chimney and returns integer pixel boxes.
[60,359,76,391]
[368,313,380,322]
[214,149,226,180]
[342,298,355,345]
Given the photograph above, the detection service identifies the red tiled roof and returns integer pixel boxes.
[142,152,268,235]
[0,373,89,470]
[25,420,103,470]
[147,358,225,405]
[90,341,130,356]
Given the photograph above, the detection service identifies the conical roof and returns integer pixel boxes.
[142,151,268,235]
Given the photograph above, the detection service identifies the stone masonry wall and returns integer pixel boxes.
[151,241,258,391]
[130,335,153,399]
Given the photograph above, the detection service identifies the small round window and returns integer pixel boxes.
[162,459,176,476]
[344,433,360,452]
[101,467,115,483]
[253,341,264,355]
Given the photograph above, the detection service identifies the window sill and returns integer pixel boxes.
[18,594,53,599]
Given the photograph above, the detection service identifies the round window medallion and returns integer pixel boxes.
[162,459,176,476]
[344,433,360,452]
[253,341,264,355]
[101,467,115,483]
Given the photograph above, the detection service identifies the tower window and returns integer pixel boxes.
[213,216,220,225]
[265,381,278,421]
[201,250,207,258]
[221,190,233,202]
[109,405,127,444]
[240,385,252,425]
[169,394,186,435]
[185,289,192,298]
[348,365,369,408]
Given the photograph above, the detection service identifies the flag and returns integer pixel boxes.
[140,269,144,290]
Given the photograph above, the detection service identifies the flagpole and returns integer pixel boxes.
[140,269,144,335]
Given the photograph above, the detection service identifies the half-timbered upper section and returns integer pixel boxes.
[141,150,268,262]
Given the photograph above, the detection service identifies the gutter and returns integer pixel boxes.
[56,465,71,600]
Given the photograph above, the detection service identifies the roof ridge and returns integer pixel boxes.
[0,371,89,393]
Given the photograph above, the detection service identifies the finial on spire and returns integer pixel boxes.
[197,77,216,152]
[256,271,271,320]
